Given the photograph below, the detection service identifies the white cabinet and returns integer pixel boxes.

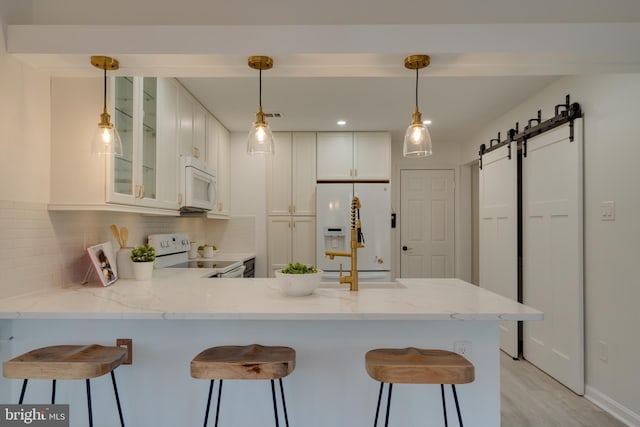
[267,132,316,216]
[177,88,207,160]
[216,125,231,216]
[353,132,391,180]
[267,132,316,276]
[108,77,179,210]
[316,132,391,181]
[49,76,179,214]
[267,216,316,277]
[206,114,231,218]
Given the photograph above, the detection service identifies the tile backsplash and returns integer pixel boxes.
[0,201,255,298]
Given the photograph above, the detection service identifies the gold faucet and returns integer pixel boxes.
[325,196,364,291]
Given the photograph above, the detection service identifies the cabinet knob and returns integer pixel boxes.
[402,245,410,251]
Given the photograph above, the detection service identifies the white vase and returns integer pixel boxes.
[133,261,154,281]
[116,248,134,279]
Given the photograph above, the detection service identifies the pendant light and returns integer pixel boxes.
[90,55,123,157]
[403,55,432,158]
[246,56,275,155]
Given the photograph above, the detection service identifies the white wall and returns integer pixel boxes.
[0,5,49,204]
[459,74,640,425]
[227,131,268,276]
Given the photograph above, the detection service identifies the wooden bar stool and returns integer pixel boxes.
[365,348,474,427]
[3,344,127,427]
[191,344,296,427]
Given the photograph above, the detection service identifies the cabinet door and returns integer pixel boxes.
[193,104,207,160]
[154,78,180,209]
[111,76,135,202]
[177,90,194,157]
[216,126,230,215]
[206,114,220,172]
[140,77,158,202]
[292,216,316,267]
[267,133,293,215]
[292,133,316,215]
[267,217,293,277]
[353,132,391,180]
[316,132,353,180]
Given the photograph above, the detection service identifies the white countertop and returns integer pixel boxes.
[0,269,542,321]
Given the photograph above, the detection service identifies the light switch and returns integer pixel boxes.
[600,201,615,221]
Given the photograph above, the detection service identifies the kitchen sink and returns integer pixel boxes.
[319,281,406,290]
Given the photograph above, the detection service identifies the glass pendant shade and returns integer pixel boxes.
[246,56,275,155]
[90,55,123,156]
[403,109,432,157]
[92,112,123,156]
[403,54,433,158]
[247,107,275,155]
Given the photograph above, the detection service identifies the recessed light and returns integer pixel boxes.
[423,120,432,125]
[337,120,347,126]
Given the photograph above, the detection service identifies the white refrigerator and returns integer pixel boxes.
[316,183,391,282]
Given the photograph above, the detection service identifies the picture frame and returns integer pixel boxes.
[87,241,118,286]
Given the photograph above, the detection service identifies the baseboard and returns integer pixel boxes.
[585,385,640,427]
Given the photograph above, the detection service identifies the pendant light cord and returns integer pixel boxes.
[415,67,419,111]
[103,67,107,113]
[259,68,263,108]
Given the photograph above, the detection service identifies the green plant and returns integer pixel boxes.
[130,244,156,263]
[281,262,318,274]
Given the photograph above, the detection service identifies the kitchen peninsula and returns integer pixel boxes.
[0,272,541,427]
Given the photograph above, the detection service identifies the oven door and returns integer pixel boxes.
[184,165,216,211]
[214,265,246,278]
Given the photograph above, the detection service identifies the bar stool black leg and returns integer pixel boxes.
[270,379,281,427]
[51,379,56,404]
[111,371,125,427]
[451,385,464,427]
[441,384,448,427]
[86,379,93,427]
[214,380,223,427]
[18,379,28,404]
[373,382,384,427]
[278,378,290,427]
[384,383,393,427]
[203,380,214,427]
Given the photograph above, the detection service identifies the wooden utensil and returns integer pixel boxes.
[120,227,129,248]
[110,224,122,248]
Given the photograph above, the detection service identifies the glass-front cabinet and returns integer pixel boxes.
[108,77,176,210]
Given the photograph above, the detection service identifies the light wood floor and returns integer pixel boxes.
[500,352,625,426]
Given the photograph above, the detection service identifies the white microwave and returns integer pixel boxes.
[180,156,216,213]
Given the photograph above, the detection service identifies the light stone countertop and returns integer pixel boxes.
[0,269,542,321]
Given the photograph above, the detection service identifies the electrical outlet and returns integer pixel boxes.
[454,341,472,357]
[116,338,133,365]
[598,340,608,363]
[600,201,615,221]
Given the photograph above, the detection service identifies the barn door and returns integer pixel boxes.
[522,121,584,394]
[479,142,519,358]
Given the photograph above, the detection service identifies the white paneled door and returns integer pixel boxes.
[479,142,519,358]
[400,170,455,278]
[523,122,584,395]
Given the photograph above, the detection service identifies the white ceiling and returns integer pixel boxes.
[7,0,640,142]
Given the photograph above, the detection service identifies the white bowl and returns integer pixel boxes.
[275,270,324,296]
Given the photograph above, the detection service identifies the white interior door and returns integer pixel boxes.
[522,122,584,394]
[479,142,519,358]
[400,170,455,278]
